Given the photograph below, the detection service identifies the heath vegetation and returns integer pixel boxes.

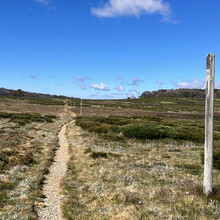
[62,95,220,219]
[0,97,66,219]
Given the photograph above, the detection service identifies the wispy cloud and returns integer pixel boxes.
[128,77,144,86]
[75,75,85,82]
[34,0,51,5]
[80,84,86,90]
[74,75,87,90]
[30,75,37,79]
[91,83,110,91]
[117,85,125,91]
[128,89,141,95]
[156,80,165,86]
[91,0,171,20]
[115,74,125,82]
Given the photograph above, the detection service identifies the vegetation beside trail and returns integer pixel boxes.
[76,115,205,142]
[62,95,220,219]
[76,115,220,171]
[0,107,62,219]
[62,118,220,219]
[0,112,56,125]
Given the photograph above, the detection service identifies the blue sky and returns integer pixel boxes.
[0,0,220,99]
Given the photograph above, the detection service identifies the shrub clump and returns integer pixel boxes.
[122,123,180,140]
[0,112,56,125]
[78,121,100,129]
[200,141,220,170]
[88,125,110,134]
[90,152,108,159]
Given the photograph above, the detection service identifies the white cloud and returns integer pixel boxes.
[117,85,125,91]
[174,79,206,89]
[91,0,171,19]
[91,83,110,91]
[128,77,144,86]
[174,79,220,90]
[34,0,51,5]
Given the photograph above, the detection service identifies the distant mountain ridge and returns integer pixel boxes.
[2,87,220,100]
[141,89,220,99]
[0,87,72,99]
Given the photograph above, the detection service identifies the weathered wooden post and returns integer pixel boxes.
[204,54,215,195]
[80,99,83,116]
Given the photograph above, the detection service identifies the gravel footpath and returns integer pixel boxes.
[38,109,75,220]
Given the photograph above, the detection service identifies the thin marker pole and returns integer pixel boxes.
[80,99,83,116]
[204,54,215,195]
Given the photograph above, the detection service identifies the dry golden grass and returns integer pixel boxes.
[0,98,64,116]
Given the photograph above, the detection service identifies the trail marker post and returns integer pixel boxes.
[80,99,83,116]
[204,54,215,196]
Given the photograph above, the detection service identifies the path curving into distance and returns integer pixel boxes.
[38,108,75,220]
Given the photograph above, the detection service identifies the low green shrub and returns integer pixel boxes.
[90,152,108,159]
[175,163,202,175]
[101,134,125,142]
[0,180,14,208]
[142,115,162,122]
[88,125,110,134]
[122,123,180,140]
[78,121,100,129]
[0,112,57,125]
[177,126,204,143]
[200,142,220,170]
[110,125,121,133]
[75,115,210,144]
[0,112,13,118]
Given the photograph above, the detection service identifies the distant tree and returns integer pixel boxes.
[14,89,25,97]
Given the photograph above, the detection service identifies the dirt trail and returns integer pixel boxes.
[38,107,75,220]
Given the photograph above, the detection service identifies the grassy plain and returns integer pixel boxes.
[1,95,220,219]
[63,96,220,219]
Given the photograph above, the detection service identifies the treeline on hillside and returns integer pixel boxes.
[141,89,220,99]
[0,87,77,100]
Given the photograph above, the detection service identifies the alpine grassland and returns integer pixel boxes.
[62,96,220,219]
